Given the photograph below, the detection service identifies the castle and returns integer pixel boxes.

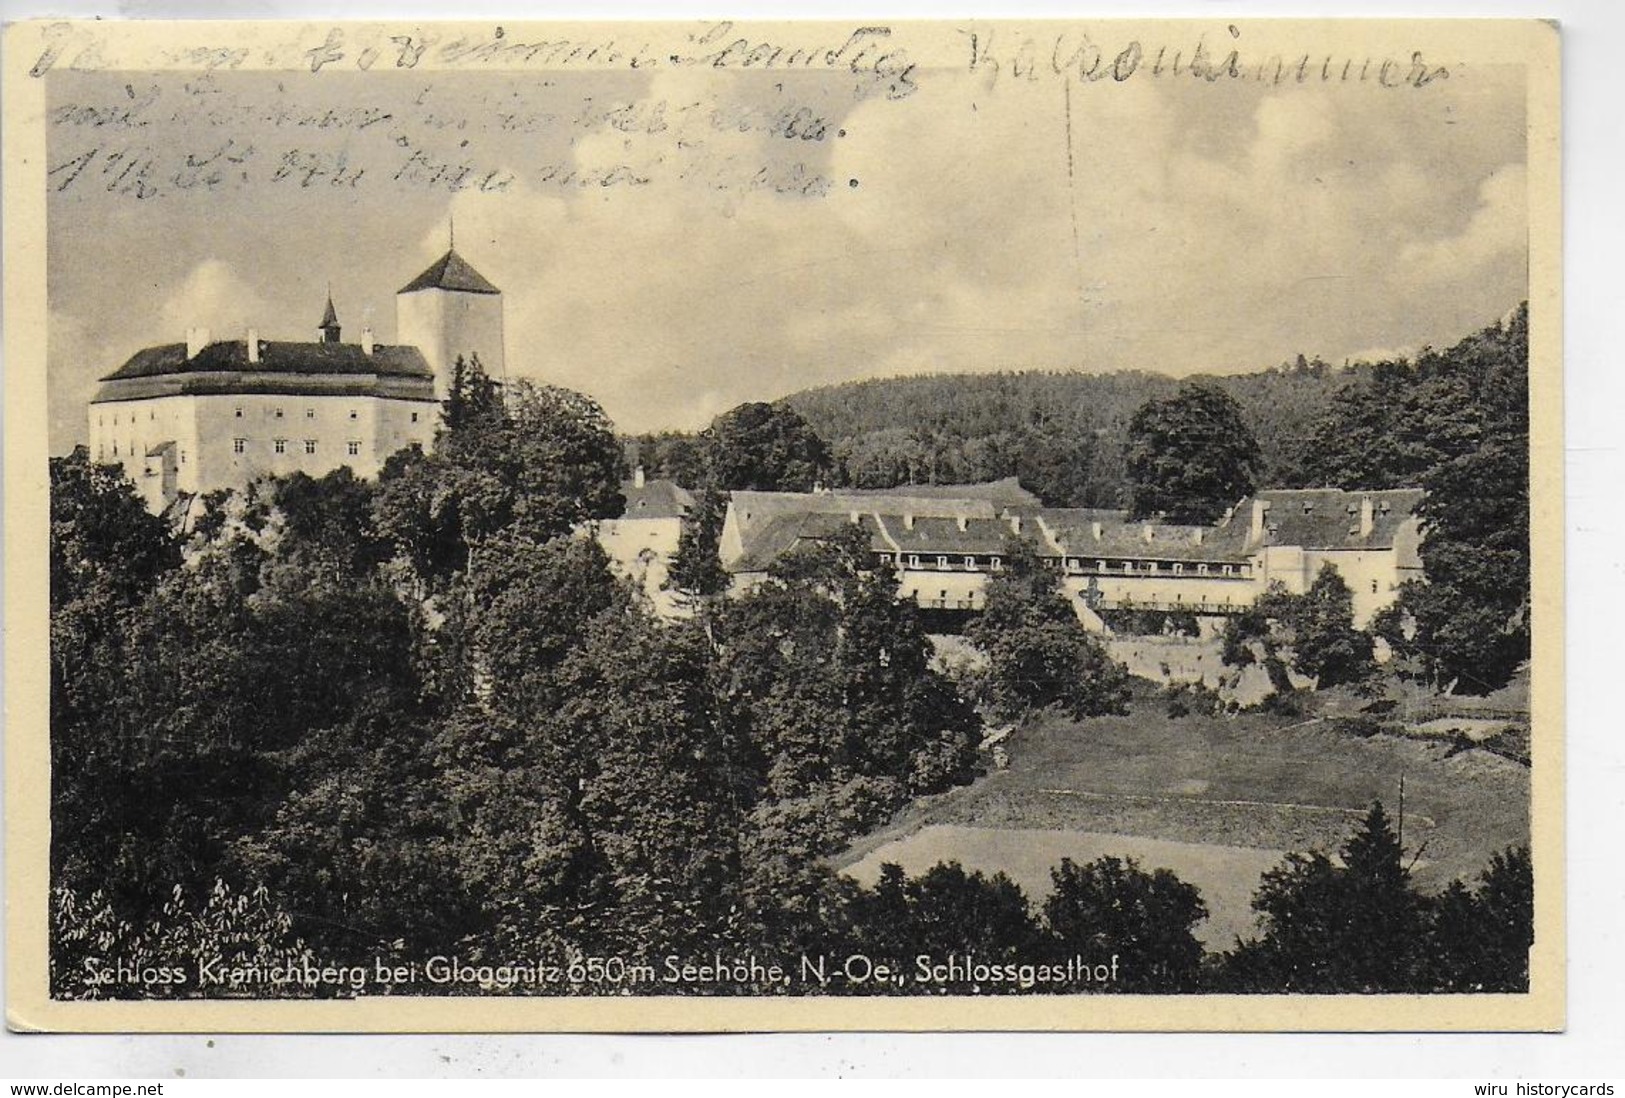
[88,246,506,514]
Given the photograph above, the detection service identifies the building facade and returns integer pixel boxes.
[720,484,1424,631]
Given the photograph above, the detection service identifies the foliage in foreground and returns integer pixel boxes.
[48,366,1531,999]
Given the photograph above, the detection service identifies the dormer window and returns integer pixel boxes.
[963,555,977,571]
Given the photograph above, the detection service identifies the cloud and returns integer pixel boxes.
[155,259,275,346]
[47,66,1532,447]
[1397,163,1528,286]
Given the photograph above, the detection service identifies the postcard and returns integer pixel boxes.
[3,16,1562,1031]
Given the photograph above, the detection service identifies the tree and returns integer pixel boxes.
[715,524,980,801]
[1264,564,1375,688]
[1223,802,1428,992]
[1126,382,1262,523]
[441,352,502,433]
[1043,856,1208,992]
[49,446,180,739]
[374,382,626,585]
[666,484,730,599]
[1295,306,1531,693]
[836,862,1042,978]
[966,535,1130,720]
[266,467,392,583]
[50,446,179,612]
[1425,845,1533,992]
[704,401,831,492]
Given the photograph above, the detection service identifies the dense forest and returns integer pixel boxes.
[636,359,1339,507]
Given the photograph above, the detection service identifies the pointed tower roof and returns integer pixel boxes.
[319,292,340,328]
[398,249,501,296]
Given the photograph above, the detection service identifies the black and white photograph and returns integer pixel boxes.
[4,16,1561,1032]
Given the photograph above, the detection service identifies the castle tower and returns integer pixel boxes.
[395,244,505,401]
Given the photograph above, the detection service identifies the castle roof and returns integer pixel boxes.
[398,249,500,296]
[319,294,339,328]
[92,340,436,403]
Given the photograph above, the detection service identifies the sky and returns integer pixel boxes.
[44,26,1529,453]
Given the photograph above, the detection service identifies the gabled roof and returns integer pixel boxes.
[398,249,501,295]
[617,478,694,520]
[729,511,890,573]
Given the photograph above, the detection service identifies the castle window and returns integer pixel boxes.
[233,439,245,454]
[990,557,1002,571]
[304,440,317,455]
[112,443,118,456]
[347,441,360,456]
[1371,580,1379,594]
[349,409,358,420]
[234,407,243,418]
[306,408,315,419]
[936,555,949,570]
[1173,563,1184,574]
[274,439,287,454]
[275,407,284,419]
[908,554,921,569]
[411,412,419,423]
[964,555,977,571]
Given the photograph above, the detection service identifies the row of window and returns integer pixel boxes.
[232,407,420,425]
[1062,558,1247,577]
[234,439,362,456]
[99,443,185,463]
[874,551,1248,576]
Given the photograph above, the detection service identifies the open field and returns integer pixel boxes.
[838,697,1531,946]
[845,825,1285,947]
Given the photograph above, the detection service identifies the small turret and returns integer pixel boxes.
[317,292,341,344]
